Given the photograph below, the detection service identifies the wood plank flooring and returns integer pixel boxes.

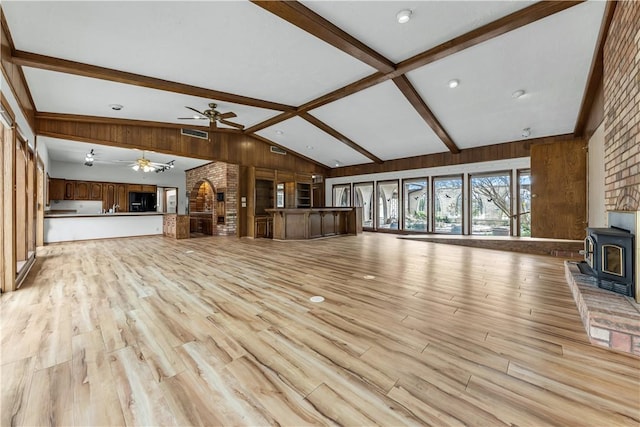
[1,233,639,426]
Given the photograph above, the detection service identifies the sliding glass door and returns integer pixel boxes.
[403,178,428,231]
[377,180,399,230]
[433,175,463,234]
[470,172,512,235]
[354,182,374,229]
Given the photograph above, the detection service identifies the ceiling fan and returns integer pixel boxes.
[124,151,175,173]
[179,102,244,129]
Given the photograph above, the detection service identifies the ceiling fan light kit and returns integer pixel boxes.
[178,102,244,129]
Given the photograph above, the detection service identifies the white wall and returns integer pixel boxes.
[49,160,189,213]
[588,122,606,228]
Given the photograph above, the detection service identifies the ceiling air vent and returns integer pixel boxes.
[181,128,209,140]
[270,146,287,155]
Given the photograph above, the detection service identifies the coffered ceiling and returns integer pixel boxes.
[2,1,608,169]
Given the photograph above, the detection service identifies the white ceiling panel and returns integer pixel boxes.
[311,80,445,160]
[301,0,534,63]
[2,1,374,106]
[406,1,606,149]
[23,68,280,129]
[43,137,210,172]
[256,117,372,168]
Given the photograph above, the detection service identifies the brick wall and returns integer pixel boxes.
[603,1,640,212]
[185,161,239,236]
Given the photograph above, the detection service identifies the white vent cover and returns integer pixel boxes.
[270,146,287,155]
[181,128,209,140]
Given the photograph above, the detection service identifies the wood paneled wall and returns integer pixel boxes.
[327,135,575,178]
[36,114,327,175]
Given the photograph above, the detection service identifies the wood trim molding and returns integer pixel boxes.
[392,75,460,154]
[573,0,617,137]
[11,50,295,113]
[252,1,395,74]
[327,133,575,178]
[300,113,383,164]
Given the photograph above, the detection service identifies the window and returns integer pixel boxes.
[518,169,531,236]
[433,176,463,234]
[403,178,428,231]
[332,184,351,207]
[354,182,374,229]
[470,172,511,235]
[377,180,399,230]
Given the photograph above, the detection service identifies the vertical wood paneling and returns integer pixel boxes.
[531,139,587,239]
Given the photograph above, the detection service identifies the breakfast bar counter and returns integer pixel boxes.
[266,207,362,240]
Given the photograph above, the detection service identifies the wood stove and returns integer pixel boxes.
[583,227,635,297]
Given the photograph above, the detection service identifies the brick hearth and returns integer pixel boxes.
[564,261,640,356]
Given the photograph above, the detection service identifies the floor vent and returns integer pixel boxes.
[270,146,287,155]
[181,128,209,140]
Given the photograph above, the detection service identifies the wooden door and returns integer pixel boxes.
[530,139,587,239]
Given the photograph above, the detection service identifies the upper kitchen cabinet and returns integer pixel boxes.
[74,181,90,200]
[90,182,103,200]
[49,178,66,201]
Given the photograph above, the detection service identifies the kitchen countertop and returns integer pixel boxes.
[45,212,165,218]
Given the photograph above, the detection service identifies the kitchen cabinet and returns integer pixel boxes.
[64,181,74,200]
[116,184,128,212]
[90,182,102,200]
[103,183,115,211]
[49,178,66,201]
[74,181,90,200]
[142,185,156,193]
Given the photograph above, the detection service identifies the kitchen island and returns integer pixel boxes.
[266,207,361,240]
[44,212,164,243]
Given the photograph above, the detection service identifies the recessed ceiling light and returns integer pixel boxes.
[306,145,314,150]
[109,104,123,111]
[448,79,460,89]
[275,130,284,135]
[396,9,412,24]
[521,127,531,138]
[512,89,526,99]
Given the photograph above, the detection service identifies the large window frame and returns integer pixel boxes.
[402,177,429,232]
[332,183,351,207]
[517,169,532,237]
[432,175,464,235]
[376,180,400,231]
[353,181,375,230]
[469,171,513,236]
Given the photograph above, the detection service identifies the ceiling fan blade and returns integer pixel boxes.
[178,117,208,120]
[219,119,244,129]
[185,106,206,116]
[219,112,236,119]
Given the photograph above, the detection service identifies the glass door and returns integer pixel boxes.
[517,169,531,236]
[470,172,512,235]
[332,184,351,207]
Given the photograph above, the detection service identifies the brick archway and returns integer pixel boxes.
[189,179,216,235]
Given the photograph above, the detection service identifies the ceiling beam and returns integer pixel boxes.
[248,1,584,144]
[11,50,296,112]
[573,1,617,137]
[300,113,383,163]
[394,1,585,76]
[251,1,395,74]
[392,76,460,154]
[244,111,297,134]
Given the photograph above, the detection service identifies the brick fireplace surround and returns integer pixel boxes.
[562,1,640,357]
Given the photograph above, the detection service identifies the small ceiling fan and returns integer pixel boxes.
[114,151,174,173]
[178,102,244,129]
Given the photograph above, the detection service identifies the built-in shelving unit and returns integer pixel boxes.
[296,182,311,208]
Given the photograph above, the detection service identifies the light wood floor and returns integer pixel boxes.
[1,233,639,426]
